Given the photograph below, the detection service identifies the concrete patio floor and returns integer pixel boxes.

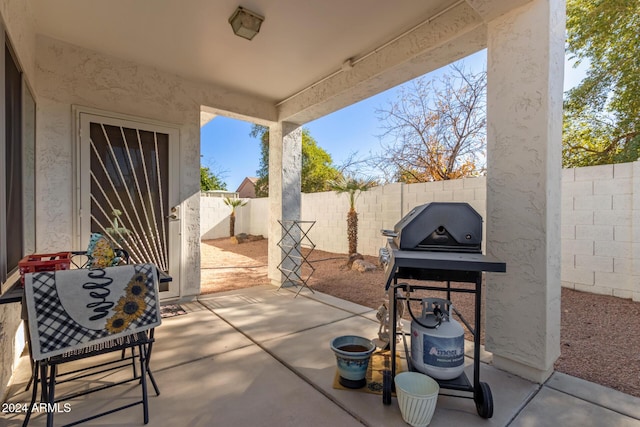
[3,284,640,426]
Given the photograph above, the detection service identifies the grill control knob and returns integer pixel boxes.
[379,247,390,267]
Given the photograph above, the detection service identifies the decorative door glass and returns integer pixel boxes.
[88,122,169,271]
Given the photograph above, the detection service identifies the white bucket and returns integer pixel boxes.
[395,372,439,427]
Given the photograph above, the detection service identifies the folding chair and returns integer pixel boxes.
[22,263,161,427]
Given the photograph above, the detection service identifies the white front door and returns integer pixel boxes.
[77,111,180,299]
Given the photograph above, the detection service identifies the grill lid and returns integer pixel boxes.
[393,202,482,252]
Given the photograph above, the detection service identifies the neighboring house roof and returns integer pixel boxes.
[236,177,258,198]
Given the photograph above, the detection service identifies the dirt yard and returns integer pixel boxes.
[201,237,640,398]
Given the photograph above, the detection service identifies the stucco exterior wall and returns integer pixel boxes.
[34,37,199,298]
[0,0,36,78]
[32,34,281,298]
[0,0,36,402]
[3,26,277,395]
[0,303,22,402]
[32,36,278,300]
[484,0,563,382]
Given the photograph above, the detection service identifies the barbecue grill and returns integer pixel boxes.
[379,202,506,418]
[391,202,482,252]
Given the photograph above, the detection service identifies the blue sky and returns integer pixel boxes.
[201,50,587,191]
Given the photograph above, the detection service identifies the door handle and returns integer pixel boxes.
[166,206,180,221]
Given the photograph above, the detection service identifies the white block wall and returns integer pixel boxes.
[201,196,267,240]
[200,197,230,240]
[561,162,638,300]
[202,162,640,301]
[218,176,488,256]
[243,197,269,238]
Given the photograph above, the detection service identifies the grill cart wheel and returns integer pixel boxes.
[382,370,392,405]
[474,382,493,418]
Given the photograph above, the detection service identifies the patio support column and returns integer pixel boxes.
[485,0,564,383]
[268,122,302,286]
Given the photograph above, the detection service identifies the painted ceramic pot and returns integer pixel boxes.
[330,335,376,389]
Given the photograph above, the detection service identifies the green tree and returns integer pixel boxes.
[252,126,270,197]
[251,125,341,197]
[223,197,247,237]
[200,166,227,192]
[329,176,376,256]
[563,0,640,167]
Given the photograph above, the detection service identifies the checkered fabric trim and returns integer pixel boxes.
[29,264,159,359]
[31,272,96,355]
[129,264,159,329]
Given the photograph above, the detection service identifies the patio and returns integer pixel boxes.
[0,0,570,396]
[3,285,639,427]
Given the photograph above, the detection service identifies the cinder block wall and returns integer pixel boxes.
[200,196,266,240]
[301,190,350,253]
[200,196,232,240]
[561,163,638,300]
[203,162,640,301]
[244,197,269,238]
[231,177,488,256]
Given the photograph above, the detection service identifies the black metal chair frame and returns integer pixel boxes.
[22,250,161,427]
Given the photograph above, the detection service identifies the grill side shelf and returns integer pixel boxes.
[391,250,507,272]
[383,245,506,290]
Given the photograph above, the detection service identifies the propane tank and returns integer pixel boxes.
[410,298,465,380]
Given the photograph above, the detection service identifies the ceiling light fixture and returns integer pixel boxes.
[228,6,264,41]
[341,58,354,71]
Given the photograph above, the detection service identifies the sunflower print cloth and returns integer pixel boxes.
[24,264,161,361]
[106,272,149,332]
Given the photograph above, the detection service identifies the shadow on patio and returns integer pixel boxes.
[4,285,640,426]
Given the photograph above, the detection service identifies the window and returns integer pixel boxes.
[1,37,35,289]
[5,43,23,276]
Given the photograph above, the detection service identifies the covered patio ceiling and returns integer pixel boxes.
[13,0,565,386]
[29,0,531,123]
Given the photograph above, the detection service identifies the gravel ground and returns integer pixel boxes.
[201,237,640,398]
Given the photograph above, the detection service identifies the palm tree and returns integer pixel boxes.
[330,176,376,256]
[223,197,248,237]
